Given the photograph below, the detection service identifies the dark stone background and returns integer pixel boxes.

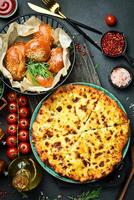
[0,0,134,199]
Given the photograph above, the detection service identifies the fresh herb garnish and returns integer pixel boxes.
[38,188,102,200]
[68,44,74,52]
[26,60,52,79]
[68,188,102,200]
[95,64,101,69]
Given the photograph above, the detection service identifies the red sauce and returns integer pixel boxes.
[101,32,125,57]
[0,0,16,16]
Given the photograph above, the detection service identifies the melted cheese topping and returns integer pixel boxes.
[32,84,129,182]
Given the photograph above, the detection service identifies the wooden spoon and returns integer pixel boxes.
[118,145,134,200]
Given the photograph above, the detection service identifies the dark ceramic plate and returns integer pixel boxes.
[0,14,75,95]
[29,82,130,184]
[0,79,4,99]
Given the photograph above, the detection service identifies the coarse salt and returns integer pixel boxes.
[111,67,131,87]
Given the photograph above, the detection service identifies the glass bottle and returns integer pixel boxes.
[8,157,42,192]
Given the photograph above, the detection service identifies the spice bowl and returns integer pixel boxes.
[101,30,127,58]
[101,30,134,67]
[109,65,133,89]
[0,0,18,18]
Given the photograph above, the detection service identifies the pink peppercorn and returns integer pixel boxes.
[101,32,125,56]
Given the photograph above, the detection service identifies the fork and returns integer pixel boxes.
[42,0,102,35]
[42,0,102,51]
[118,145,134,200]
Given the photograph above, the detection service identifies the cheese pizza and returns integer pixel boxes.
[32,84,130,182]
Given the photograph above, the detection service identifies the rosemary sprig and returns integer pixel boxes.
[68,188,102,200]
[38,188,102,200]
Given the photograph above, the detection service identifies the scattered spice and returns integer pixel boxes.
[101,32,125,56]
[126,97,130,101]
[39,192,63,200]
[110,67,132,88]
[129,103,134,109]
[38,188,102,200]
[75,43,87,56]
[0,190,7,199]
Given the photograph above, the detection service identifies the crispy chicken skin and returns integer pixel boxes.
[5,42,26,81]
[33,24,54,46]
[35,76,54,87]
[25,37,51,62]
[48,47,64,73]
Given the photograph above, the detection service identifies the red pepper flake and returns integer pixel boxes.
[75,43,87,56]
[0,190,7,199]
[101,32,125,56]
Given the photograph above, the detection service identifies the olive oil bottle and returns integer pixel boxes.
[8,157,42,192]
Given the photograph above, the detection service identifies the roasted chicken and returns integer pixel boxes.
[5,23,66,88]
[5,42,26,81]
[33,24,54,46]
[48,47,64,73]
[25,37,51,62]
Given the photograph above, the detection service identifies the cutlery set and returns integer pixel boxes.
[28,1,134,67]
[42,0,102,34]
[28,1,102,51]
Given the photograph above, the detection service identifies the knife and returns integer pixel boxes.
[27,2,102,51]
[28,2,62,18]
[28,2,102,34]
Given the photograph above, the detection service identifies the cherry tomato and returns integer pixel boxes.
[7,92,17,102]
[105,14,117,26]
[19,118,29,129]
[7,113,18,124]
[6,147,18,160]
[18,96,28,107]
[19,142,31,154]
[6,136,17,147]
[18,130,29,142]
[19,107,29,118]
[7,124,17,135]
[8,102,17,113]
